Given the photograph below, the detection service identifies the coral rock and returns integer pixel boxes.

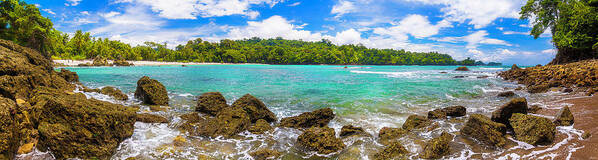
[378,127,407,145]
[57,69,79,83]
[195,107,251,138]
[136,113,169,123]
[101,86,128,101]
[248,119,273,134]
[339,125,367,137]
[428,106,466,119]
[420,132,453,159]
[497,91,515,97]
[373,142,409,160]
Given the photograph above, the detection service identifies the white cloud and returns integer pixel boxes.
[434,30,511,48]
[408,0,523,28]
[81,11,90,15]
[373,14,452,39]
[331,1,356,17]
[287,2,301,6]
[116,0,284,19]
[503,31,529,35]
[542,49,557,54]
[66,0,82,6]
[42,9,56,15]
[90,6,165,36]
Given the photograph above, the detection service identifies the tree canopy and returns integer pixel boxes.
[0,0,53,57]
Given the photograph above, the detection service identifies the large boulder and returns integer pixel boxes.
[402,115,431,131]
[296,127,345,154]
[0,97,18,159]
[231,94,276,123]
[553,106,574,126]
[378,127,407,145]
[461,114,507,147]
[101,86,128,101]
[134,76,169,105]
[455,66,469,71]
[112,59,133,66]
[248,119,273,134]
[57,68,79,83]
[340,125,367,137]
[509,113,556,145]
[92,57,109,66]
[491,98,527,129]
[279,108,335,128]
[511,64,520,70]
[428,106,466,119]
[420,132,453,159]
[196,92,229,116]
[250,149,281,160]
[373,141,409,160]
[195,107,251,138]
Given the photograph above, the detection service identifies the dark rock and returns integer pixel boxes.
[528,84,550,93]
[477,75,489,79]
[461,114,507,147]
[112,59,132,66]
[515,86,523,90]
[553,106,574,126]
[455,67,469,71]
[250,149,281,160]
[92,57,109,66]
[509,113,556,145]
[491,98,527,128]
[196,92,229,116]
[57,69,79,83]
[511,64,520,70]
[134,76,169,105]
[439,72,448,74]
[378,127,407,145]
[279,108,335,128]
[0,97,18,159]
[428,106,466,119]
[339,125,366,137]
[101,86,128,101]
[453,76,465,78]
[420,132,453,159]
[536,64,542,67]
[497,91,515,97]
[402,115,431,131]
[528,105,542,114]
[136,113,169,123]
[296,127,345,154]
[562,88,574,93]
[373,142,408,160]
[195,107,251,138]
[231,94,276,123]
[248,119,273,134]
[582,131,591,139]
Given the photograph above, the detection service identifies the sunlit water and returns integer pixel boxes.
[50,65,587,160]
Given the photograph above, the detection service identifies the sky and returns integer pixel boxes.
[28,0,557,65]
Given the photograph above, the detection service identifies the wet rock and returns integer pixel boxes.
[528,105,542,114]
[439,71,448,74]
[173,135,187,147]
[195,107,251,138]
[16,142,35,154]
[588,88,596,96]
[296,127,345,154]
[112,59,133,66]
[180,112,204,123]
[135,76,169,105]
[528,84,550,93]
[339,125,366,137]
[497,91,515,97]
[231,94,276,123]
[196,92,229,116]
[92,56,109,66]
[428,106,466,119]
[553,106,574,126]
[455,67,469,71]
[373,141,408,160]
[0,97,18,159]
[250,149,281,160]
[402,115,431,131]
[420,132,453,159]
[179,113,206,135]
[453,76,465,78]
[562,88,574,93]
[136,113,169,123]
[378,127,407,145]
[57,68,79,83]
[149,105,168,112]
[477,75,489,79]
[461,114,507,147]
[248,119,273,134]
[509,113,556,145]
[101,86,128,101]
[279,108,335,128]
[491,98,527,128]
[81,86,100,93]
[582,131,592,139]
[515,86,523,90]
[511,64,520,70]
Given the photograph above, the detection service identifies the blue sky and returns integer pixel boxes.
[28,0,557,65]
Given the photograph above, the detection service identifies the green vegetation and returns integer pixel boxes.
[521,0,598,64]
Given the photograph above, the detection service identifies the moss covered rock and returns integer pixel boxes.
[511,64,520,70]
[402,115,431,131]
[92,57,109,66]
[57,68,79,83]
[461,114,507,147]
[231,94,276,123]
[0,96,18,159]
[373,141,408,160]
[101,86,128,101]
[498,91,515,97]
[250,149,281,160]
[248,119,273,134]
[428,106,466,119]
[196,92,228,116]
[134,76,169,105]
[420,132,453,159]
[279,108,335,128]
[553,106,574,126]
[112,59,133,66]
[136,113,169,123]
[455,66,469,71]
[509,113,556,145]
[378,127,407,145]
[528,105,542,114]
[195,107,251,138]
[296,127,345,154]
[491,97,527,129]
[339,125,366,137]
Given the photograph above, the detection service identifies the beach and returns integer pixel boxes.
[53,60,262,66]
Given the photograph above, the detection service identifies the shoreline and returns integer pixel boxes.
[53,60,266,66]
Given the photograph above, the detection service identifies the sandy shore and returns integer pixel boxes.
[558,96,597,159]
[53,60,263,66]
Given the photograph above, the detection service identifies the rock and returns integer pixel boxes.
[402,115,431,131]
[455,67,469,71]
[461,114,507,147]
[477,75,489,79]
[491,98,527,129]
[497,91,515,97]
[81,86,101,93]
[231,94,276,123]
[135,76,169,105]
[173,135,187,147]
[0,97,18,159]
[562,88,574,93]
[373,142,408,160]
[33,93,137,159]
[196,92,229,116]
[296,127,345,154]
[17,142,35,154]
[101,86,128,101]
[515,86,523,90]
[553,106,574,126]
[180,112,204,123]
[420,132,453,159]
[149,105,168,112]
[57,68,79,83]
[136,113,169,123]
[250,149,281,160]
[195,107,251,138]
[582,131,592,139]
[528,84,550,93]
[339,125,366,137]
[92,57,109,66]
[248,119,273,134]
[378,127,407,145]
[453,76,465,78]
[439,71,448,74]
[428,106,466,119]
[588,88,596,96]
[511,64,520,70]
[528,105,542,114]
[279,108,335,128]
[509,113,556,145]
[112,59,133,66]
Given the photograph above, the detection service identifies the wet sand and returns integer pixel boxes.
[560,95,598,159]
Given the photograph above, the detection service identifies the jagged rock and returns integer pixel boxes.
[553,106,574,126]
[528,84,550,93]
[248,119,273,134]
[296,127,345,154]
[562,88,574,93]
[92,57,109,66]
[101,86,128,101]
[373,142,408,160]
[378,127,407,145]
[279,108,335,128]
[455,67,469,71]
[134,76,169,105]
[179,112,206,135]
[250,149,281,160]
[180,112,204,123]
[402,115,431,131]
[57,69,79,83]
[339,125,366,137]
[428,106,466,119]
[112,59,133,66]
[0,97,18,159]
[420,132,453,159]
[231,94,276,123]
[81,86,100,93]
[196,92,228,116]
[195,107,251,138]
[16,142,35,154]
[491,98,527,128]
[509,113,556,145]
[136,113,169,123]
[528,105,542,114]
[511,64,520,70]
[461,114,507,147]
[498,91,515,97]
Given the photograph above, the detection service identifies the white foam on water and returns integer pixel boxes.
[350,70,417,78]
[178,93,193,97]
[112,123,183,159]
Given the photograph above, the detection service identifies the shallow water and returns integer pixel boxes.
[54,65,586,159]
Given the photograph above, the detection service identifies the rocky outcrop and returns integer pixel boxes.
[509,113,556,145]
[378,127,407,145]
[57,68,79,83]
[112,59,133,66]
[528,105,542,114]
[0,96,18,159]
[420,132,453,159]
[461,114,507,147]
[296,127,345,154]
[499,60,598,93]
[250,149,281,160]
[248,119,273,134]
[135,76,169,105]
[92,57,109,66]
[428,106,466,119]
[339,125,366,137]
[497,91,515,97]
[279,108,335,128]
[402,115,431,131]
[195,107,251,138]
[511,64,520,70]
[231,94,276,123]
[136,113,169,123]
[491,98,527,128]
[455,67,469,71]
[373,142,408,160]
[101,86,128,101]
[553,106,574,126]
[196,92,229,116]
